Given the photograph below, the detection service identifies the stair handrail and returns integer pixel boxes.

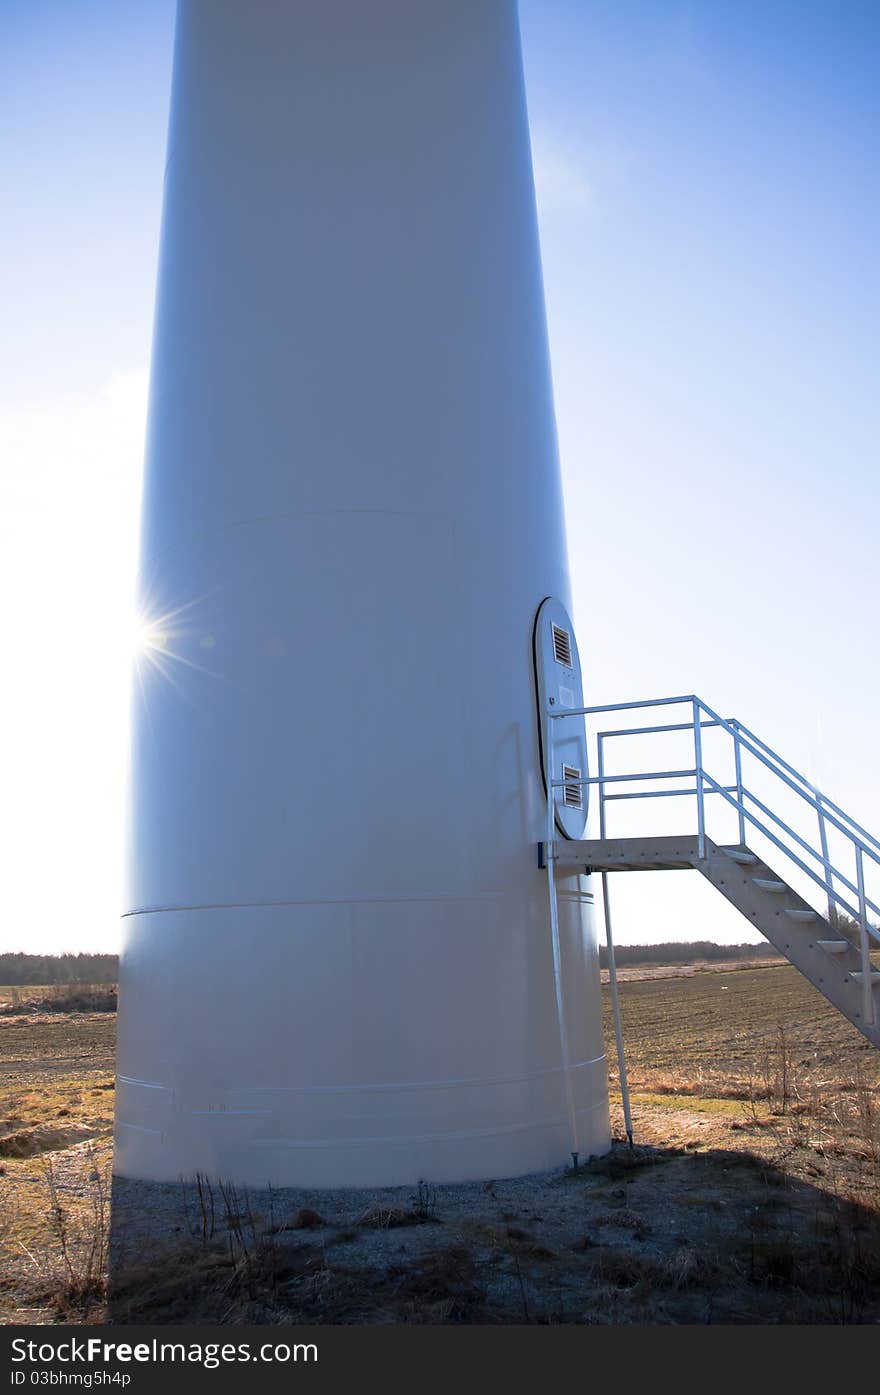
[694,698,880,870]
[543,692,880,1096]
[552,694,880,872]
[546,693,880,952]
[549,750,880,937]
[726,716,880,857]
[733,779,880,925]
[699,768,880,942]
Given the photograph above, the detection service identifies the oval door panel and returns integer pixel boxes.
[532,597,588,839]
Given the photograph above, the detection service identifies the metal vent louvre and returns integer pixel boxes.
[562,764,583,809]
[551,623,572,667]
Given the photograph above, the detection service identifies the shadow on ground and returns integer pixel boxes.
[106,1142,880,1324]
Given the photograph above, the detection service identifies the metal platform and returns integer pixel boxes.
[540,695,880,1064]
[543,832,880,1050]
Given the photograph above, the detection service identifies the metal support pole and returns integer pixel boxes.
[598,728,633,1144]
[601,871,633,1147]
[545,715,579,1156]
[856,848,876,1027]
[693,697,706,860]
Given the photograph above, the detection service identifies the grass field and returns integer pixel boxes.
[607,962,878,1075]
[1,964,878,1324]
[603,964,880,1192]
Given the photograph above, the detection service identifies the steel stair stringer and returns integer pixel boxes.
[549,833,880,1049]
[699,841,880,1050]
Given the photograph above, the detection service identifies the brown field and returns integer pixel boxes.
[1,964,879,1325]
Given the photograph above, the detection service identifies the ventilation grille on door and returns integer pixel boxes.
[551,623,572,667]
[562,765,583,809]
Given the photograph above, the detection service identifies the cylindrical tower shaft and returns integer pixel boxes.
[117,0,610,1187]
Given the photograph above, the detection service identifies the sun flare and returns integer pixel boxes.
[130,616,169,659]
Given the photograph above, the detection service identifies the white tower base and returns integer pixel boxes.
[117,0,611,1188]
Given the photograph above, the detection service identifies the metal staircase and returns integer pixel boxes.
[552,835,880,1048]
[539,695,880,1151]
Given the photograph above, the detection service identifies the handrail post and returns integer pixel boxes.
[732,719,746,848]
[597,733,607,840]
[693,698,706,860]
[856,848,876,1027]
[601,871,633,1147]
[816,793,836,927]
[545,712,579,1158]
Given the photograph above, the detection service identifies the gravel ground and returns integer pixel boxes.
[105,1137,880,1324]
[111,1163,580,1267]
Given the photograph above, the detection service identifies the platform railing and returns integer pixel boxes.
[545,695,880,1032]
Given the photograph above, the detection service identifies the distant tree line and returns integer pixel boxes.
[1,943,778,985]
[598,941,777,968]
[0,952,118,985]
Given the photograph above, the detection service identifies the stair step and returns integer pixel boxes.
[851,970,880,985]
[723,848,758,865]
[817,939,850,954]
[752,877,786,893]
[784,908,817,922]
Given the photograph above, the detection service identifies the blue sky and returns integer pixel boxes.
[1,0,878,951]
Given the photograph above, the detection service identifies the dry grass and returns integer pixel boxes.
[0,984,117,1015]
[109,1236,498,1326]
[604,966,880,1211]
[2,1143,111,1323]
[2,962,880,1324]
[0,1005,115,1322]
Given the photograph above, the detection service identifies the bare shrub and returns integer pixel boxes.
[852,1067,879,1173]
[356,1203,433,1229]
[15,1147,110,1318]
